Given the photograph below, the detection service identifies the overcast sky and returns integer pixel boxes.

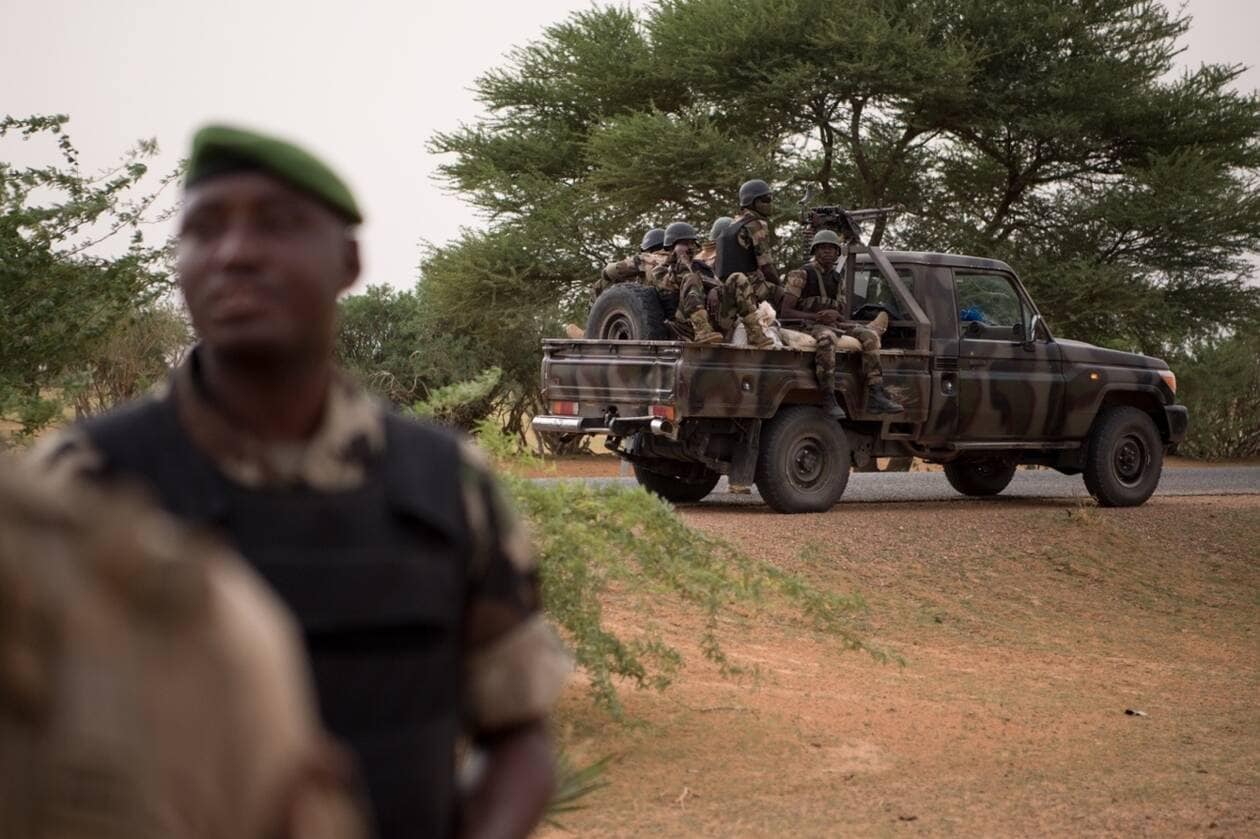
[3,0,1257,292]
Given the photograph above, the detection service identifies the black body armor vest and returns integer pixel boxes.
[799,263,841,302]
[715,215,758,280]
[83,397,468,839]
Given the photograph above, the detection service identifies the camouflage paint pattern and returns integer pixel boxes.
[540,338,931,424]
[545,250,1185,473]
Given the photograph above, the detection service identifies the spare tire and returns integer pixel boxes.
[633,462,720,504]
[585,284,671,341]
[943,459,1016,496]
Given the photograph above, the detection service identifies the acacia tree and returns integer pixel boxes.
[1,115,180,439]
[425,0,1260,447]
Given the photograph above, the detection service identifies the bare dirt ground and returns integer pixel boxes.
[539,491,1260,837]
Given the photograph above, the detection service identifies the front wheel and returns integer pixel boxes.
[633,463,720,504]
[755,406,851,513]
[1083,407,1163,507]
[943,460,1016,497]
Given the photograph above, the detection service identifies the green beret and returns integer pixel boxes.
[186,124,363,224]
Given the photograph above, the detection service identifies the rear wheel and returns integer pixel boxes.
[1083,407,1163,507]
[943,459,1017,497]
[633,462,720,504]
[585,284,671,341]
[755,407,851,513]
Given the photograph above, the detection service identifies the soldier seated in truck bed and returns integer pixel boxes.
[781,230,902,415]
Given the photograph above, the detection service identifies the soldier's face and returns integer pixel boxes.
[753,195,773,216]
[177,173,359,364]
[814,244,840,269]
[675,239,697,260]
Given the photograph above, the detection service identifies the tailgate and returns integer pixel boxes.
[541,339,682,418]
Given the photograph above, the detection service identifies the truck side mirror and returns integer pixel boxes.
[1023,314,1046,350]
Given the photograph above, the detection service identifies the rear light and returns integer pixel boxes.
[550,401,579,416]
[649,404,676,421]
[1159,370,1177,395]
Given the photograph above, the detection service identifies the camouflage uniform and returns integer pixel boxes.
[594,251,667,301]
[716,212,782,334]
[784,258,885,388]
[34,349,572,838]
[652,254,720,341]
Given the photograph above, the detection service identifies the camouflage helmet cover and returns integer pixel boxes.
[810,229,844,252]
[640,227,666,252]
[738,178,772,208]
[663,221,700,248]
[708,216,733,242]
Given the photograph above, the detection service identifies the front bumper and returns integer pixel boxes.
[1163,404,1188,444]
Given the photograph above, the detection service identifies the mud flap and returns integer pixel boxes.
[728,420,761,486]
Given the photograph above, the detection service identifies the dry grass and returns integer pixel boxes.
[541,495,1260,837]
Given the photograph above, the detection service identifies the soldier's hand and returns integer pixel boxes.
[817,309,841,325]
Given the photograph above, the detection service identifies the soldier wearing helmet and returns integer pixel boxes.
[713,179,782,348]
[593,226,669,302]
[650,221,722,344]
[694,216,732,270]
[783,229,903,415]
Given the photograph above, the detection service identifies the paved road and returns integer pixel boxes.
[537,466,1260,506]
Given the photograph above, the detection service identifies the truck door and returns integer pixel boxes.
[953,271,1063,440]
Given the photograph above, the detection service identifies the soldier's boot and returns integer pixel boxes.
[741,314,776,349]
[820,388,845,419]
[865,382,904,415]
[689,311,723,345]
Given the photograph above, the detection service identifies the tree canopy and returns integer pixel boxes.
[1,115,182,440]
[428,0,1260,362]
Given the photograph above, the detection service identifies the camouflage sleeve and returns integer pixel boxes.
[27,428,107,489]
[601,255,641,285]
[647,259,671,291]
[458,440,571,735]
[782,268,806,301]
[738,219,773,268]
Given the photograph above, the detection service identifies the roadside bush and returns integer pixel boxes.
[67,302,190,419]
[408,368,503,432]
[470,420,881,717]
[1175,331,1260,459]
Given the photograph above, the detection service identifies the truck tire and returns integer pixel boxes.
[1083,407,1163,507]
[755,406,851,513]
[585,284,671,341]
[633,463,720,504]
[943,460,1016,496]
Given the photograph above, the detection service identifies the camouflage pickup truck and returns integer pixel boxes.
[532,241,1188,513]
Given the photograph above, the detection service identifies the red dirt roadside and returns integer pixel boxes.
[539,493,1260,837]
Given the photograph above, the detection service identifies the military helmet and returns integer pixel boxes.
[738,178,772,208]
[640,227,666,252]
[810,229,844,252]
[663,221,700,248]
[708,216,733,241]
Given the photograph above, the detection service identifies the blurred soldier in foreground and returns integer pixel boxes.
[652,221,722,344]
[0,460,367,839]
[593,226,667,301]
[714,179,782,348]
[781,230,903,415]
[36,125,570,839]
